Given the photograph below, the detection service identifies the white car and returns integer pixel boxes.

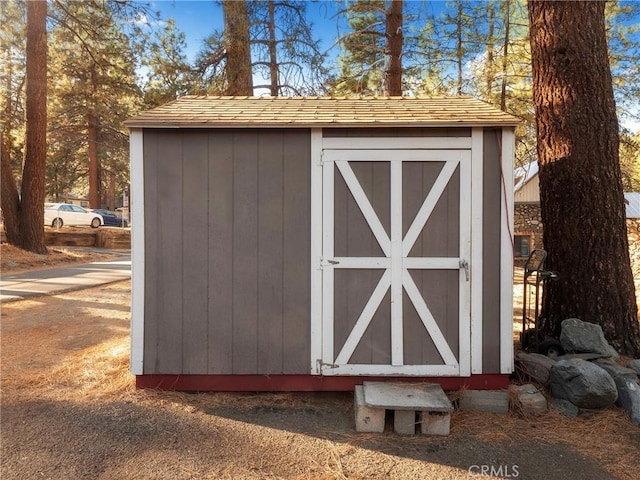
[44,203,103,228]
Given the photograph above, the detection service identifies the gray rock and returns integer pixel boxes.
[549,358,618,409]
[511,384,547,414]
[559,318,619,360]
[615,378,640,427]
[592,358,639,382]
[6,260,18,268]
[516,352,557,385]
[626,359,640,376]
[561,353,610,361]
[550,398,579,418]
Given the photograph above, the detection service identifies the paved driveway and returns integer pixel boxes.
[0,253,131,303]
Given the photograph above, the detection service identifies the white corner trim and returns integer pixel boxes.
[470,128,484,374]
[500,128,515,374]
[310,129,323,374]
[129,129,145,375]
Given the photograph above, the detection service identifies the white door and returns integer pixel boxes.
[318,145,471,376]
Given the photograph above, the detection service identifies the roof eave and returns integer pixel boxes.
[125,121,520,129]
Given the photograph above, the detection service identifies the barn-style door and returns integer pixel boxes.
[314,139,472,376]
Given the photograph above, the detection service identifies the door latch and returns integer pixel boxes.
[459,259,470,281]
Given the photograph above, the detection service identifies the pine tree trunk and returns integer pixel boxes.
[456,2,463,95]
[1,134,22,245]
[88,111,100,208]
[384,0,403,96]
[20,0,47,254]
[528,0,640,356]
[268,0,278,96]
[500,0,510,111]
[486,3,495,96]
[223,0,253,96]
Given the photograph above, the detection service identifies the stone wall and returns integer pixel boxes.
[514,203,544,265]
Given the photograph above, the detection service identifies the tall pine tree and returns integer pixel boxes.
[529,0,640,356]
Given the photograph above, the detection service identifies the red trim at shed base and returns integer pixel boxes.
[136,374,509,392]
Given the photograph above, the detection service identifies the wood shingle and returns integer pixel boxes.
[125,96,520,128]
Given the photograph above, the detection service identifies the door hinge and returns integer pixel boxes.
[319,360,339,369]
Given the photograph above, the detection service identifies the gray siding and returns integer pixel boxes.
[143,129,311,375]
[482,128,503,373]
[141,126,504,377]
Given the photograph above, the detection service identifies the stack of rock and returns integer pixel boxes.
[516,318,640,425]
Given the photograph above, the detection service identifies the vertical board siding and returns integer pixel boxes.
[282,131,311,373]
[142,132,159,374]
[258,132,284,374]
[208,132,234,373]
[155,133,184,373]
[232,132,260,374]
[482,129,502,373]
[144,129,311,375]
[182,132,209,373]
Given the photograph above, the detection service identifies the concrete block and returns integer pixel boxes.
[459,390,509,413]
[363,382,453,412]
[511,384,548,415]
[420,411,451,436]
[354,385,385,433]
[394,409,417,435]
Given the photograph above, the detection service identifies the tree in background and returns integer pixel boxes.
[252,0,327,96]
[463,0,536,167]
[196,0,325,96]
[48,0,141,209]
[223,0,252,95]
[620,130,640,191]
[331,0,413,95]
[0,0,26,234]
[142,18,193,107]
[528,0,640,356]
[194,0,252,95]
[1,0,47,254]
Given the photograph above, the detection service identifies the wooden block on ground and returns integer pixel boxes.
[394,410,417,435]
[354,385,385,433]
[420,411,451,436]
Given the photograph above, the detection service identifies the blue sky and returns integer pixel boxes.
[151,0,344,62]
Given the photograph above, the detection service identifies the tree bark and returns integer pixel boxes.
[223,0,253,96]
[455,2,463,95]
[88,110,100,208]
[500,0,510,111]
[1,133,22,245]
[384,0,403,96]
[20,0,47,254]
[1,50,22,245]
[267,0,278,96]
[528,0,640,356]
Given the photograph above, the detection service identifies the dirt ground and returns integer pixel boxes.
[1,243,119,274]
[2,247,640,479]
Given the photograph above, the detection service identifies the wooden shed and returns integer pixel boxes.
[126,96,519,391]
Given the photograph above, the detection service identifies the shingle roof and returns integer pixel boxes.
[125,95,520,128]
